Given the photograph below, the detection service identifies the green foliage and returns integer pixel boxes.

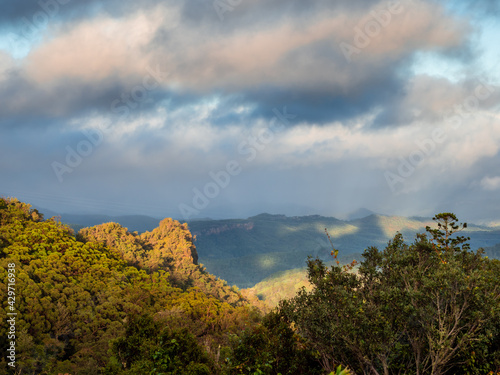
[2,199,499,375]
[111,314,214,374]
[278,213,500,375]
[76,222,147,267]
[425,212,470,251]
[0,197,261,374]
[247,268,313,311]
[329,365,351,375]
[189,213,500,288]
[227,311,323,375]
[77,218,257,306]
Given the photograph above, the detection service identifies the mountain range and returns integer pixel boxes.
[35,207,500,289]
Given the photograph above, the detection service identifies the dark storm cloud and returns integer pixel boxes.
[178,0,374,30]
[243,80,401,125]
[0,0,162,27]
[1,0,474,129]
[0,70,131,125]
[147,0,472,127]
[0,57,206,127]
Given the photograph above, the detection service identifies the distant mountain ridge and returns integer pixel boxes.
[35,207,500,289]
[188,213,500,288]
[345,207,378,220]
[36,207,384,233]
[36,207,163,233]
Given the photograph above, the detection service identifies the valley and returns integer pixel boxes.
[38,208,500,290]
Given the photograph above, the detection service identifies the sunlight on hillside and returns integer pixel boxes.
[249,268,312,309]
[376,216,432,238]
[280,225,301,233]
[257,254,278,269]
[322,224,359,238]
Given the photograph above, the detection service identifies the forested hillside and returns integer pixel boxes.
[484,242,500,259]
[189,213,500,288]
[0,198,319,374]
[1,198,499,374]
[36,210,500,289]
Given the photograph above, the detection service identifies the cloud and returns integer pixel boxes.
[374,75,500,126]
[481,176,500,191]
[23,8,169,84]
[0,50,14,75]
[0,0,162,27]
[150,0,470,125]
[1,0,499,222]
[0,0,474,127]
[448,0,500,17]
[0,69,133,122]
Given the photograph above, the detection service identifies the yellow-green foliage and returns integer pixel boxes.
[77,217,259,307]
[0,198,261,374]
[248,268,313,309]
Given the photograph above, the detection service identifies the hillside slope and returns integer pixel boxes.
[0,198,262,374]
[189,213,500,288]
[33,208,500,289]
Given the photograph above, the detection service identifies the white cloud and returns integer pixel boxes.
[24,4,176,84]
[0,51,15,80]
[481,176,500,190]
[16,0,467,92]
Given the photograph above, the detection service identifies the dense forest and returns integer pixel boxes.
[0,197,499,374]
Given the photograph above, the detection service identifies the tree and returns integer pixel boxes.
[111,314,214,374]
[0,197,264,374]
[227,311,323,374]
[425,212,470,251]
[277,213,500,375]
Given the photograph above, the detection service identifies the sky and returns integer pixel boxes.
[0,0,499,223]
